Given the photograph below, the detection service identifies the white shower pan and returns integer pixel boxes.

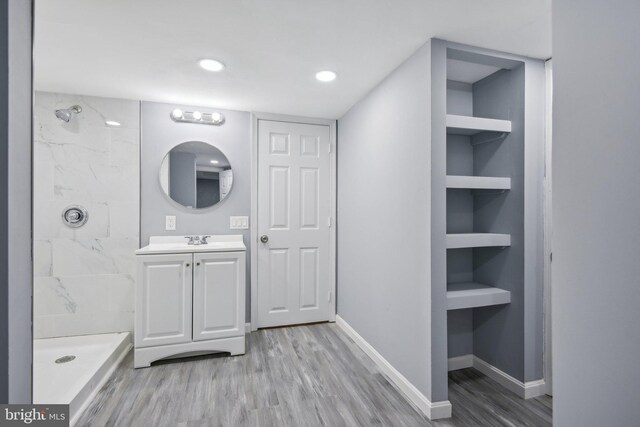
[33,332,131,425]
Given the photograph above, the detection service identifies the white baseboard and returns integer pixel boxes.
[335,316,452,420]
[447,354,474,371]
[448,354,546,399]
[522,379,547,399]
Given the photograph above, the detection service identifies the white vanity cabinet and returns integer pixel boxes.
[192,252,245,341]
[134,235,246,368]
[136,253,193,349]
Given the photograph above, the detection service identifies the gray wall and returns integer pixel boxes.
[8,0,33,398]
[0,0,32,403]
[0,0,9,403]
[447,310,473,357]
[472,67,528,381]
[140,102,252,321]
[552,0,640,425]
[337,41,434,399]
[429,39,449,401]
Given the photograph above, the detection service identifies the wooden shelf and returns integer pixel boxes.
[446,175,511,190]
[446,114,512,136]
[447,282,511,310]
[446,233,511,249]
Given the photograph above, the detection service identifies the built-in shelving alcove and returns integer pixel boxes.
[430,40,545,411]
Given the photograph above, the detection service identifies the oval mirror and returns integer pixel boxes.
[159,141,233,209]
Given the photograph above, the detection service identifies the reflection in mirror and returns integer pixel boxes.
[159,141,233,209]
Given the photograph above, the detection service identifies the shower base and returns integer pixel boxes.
[33,332,132,425]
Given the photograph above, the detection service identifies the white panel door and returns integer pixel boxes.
[135,254,193,348]
[257,120,332,328]
[192,251,245,341]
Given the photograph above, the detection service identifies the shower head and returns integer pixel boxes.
[55,105,82,122]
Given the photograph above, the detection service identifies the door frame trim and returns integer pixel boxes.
[250,112,337,331]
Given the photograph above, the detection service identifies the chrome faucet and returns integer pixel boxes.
[185,235,200,245]
[185,235,212,245]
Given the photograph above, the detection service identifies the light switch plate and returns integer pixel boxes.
[230,216,249,230]
[165,215,176,231]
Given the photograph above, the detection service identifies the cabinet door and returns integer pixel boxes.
[136,254,193,348]
[192,251,245,341]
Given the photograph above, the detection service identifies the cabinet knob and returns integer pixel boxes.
[196,262,201,266]
[260,235,269,243]
[186,263,190,267]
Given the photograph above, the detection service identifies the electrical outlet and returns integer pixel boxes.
[165,215,176,230]
[230,216,249,230]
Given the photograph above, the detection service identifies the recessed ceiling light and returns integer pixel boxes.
[210,160,219,164]
[315,70,337,82]
[199,59,225,72]
[105,120,121,127]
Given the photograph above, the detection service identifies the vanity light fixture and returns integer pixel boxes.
[170,108,225,126]
[199,59,225,72]
[315,70,337,82]
[105,120,121,127]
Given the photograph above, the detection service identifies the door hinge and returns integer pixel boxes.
[328,291,332,302]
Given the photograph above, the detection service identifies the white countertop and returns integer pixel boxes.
[136,235,246,255]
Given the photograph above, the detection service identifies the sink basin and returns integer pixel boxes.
[136,235,246,255]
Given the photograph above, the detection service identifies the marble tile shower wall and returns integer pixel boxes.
[34,92,140,339]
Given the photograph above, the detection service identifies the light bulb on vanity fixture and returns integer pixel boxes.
[105,120,121,127]
[171,109,184,120]
[210,160,219,164]
[170,108,226,126]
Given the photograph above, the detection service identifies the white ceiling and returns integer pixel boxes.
[34,0,551,119]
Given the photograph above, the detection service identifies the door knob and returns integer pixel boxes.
[260,235,269,243]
